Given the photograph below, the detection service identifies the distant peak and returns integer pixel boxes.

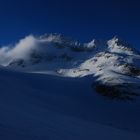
[108,36,131,47]
[112,35,120,40]
[109,36,123,43]
[39,33,65,41]
[40,33,63,38]
[87,39,106,48]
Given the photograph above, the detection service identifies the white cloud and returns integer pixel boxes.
[0,35,39,66]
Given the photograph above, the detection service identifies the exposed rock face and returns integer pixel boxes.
[95,84,140,101]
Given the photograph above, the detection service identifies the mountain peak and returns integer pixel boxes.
[106,36,139,55]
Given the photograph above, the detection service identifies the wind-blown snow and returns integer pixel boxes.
[0,35,36,65]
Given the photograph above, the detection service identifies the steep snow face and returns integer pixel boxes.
[0,34,140,100]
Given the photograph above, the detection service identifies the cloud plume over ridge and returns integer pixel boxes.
[0,35,45,66]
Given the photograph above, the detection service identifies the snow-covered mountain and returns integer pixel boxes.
[1,33,139,100]
[0,34,140,139]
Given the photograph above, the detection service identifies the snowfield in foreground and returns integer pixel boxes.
[0,34,140,139]
[0,68,140,140]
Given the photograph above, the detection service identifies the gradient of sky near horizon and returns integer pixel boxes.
[0,0,139,49]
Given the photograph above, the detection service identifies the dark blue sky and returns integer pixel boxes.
[0,0,139,49]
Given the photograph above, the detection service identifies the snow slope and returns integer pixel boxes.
[0,67,140,140]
